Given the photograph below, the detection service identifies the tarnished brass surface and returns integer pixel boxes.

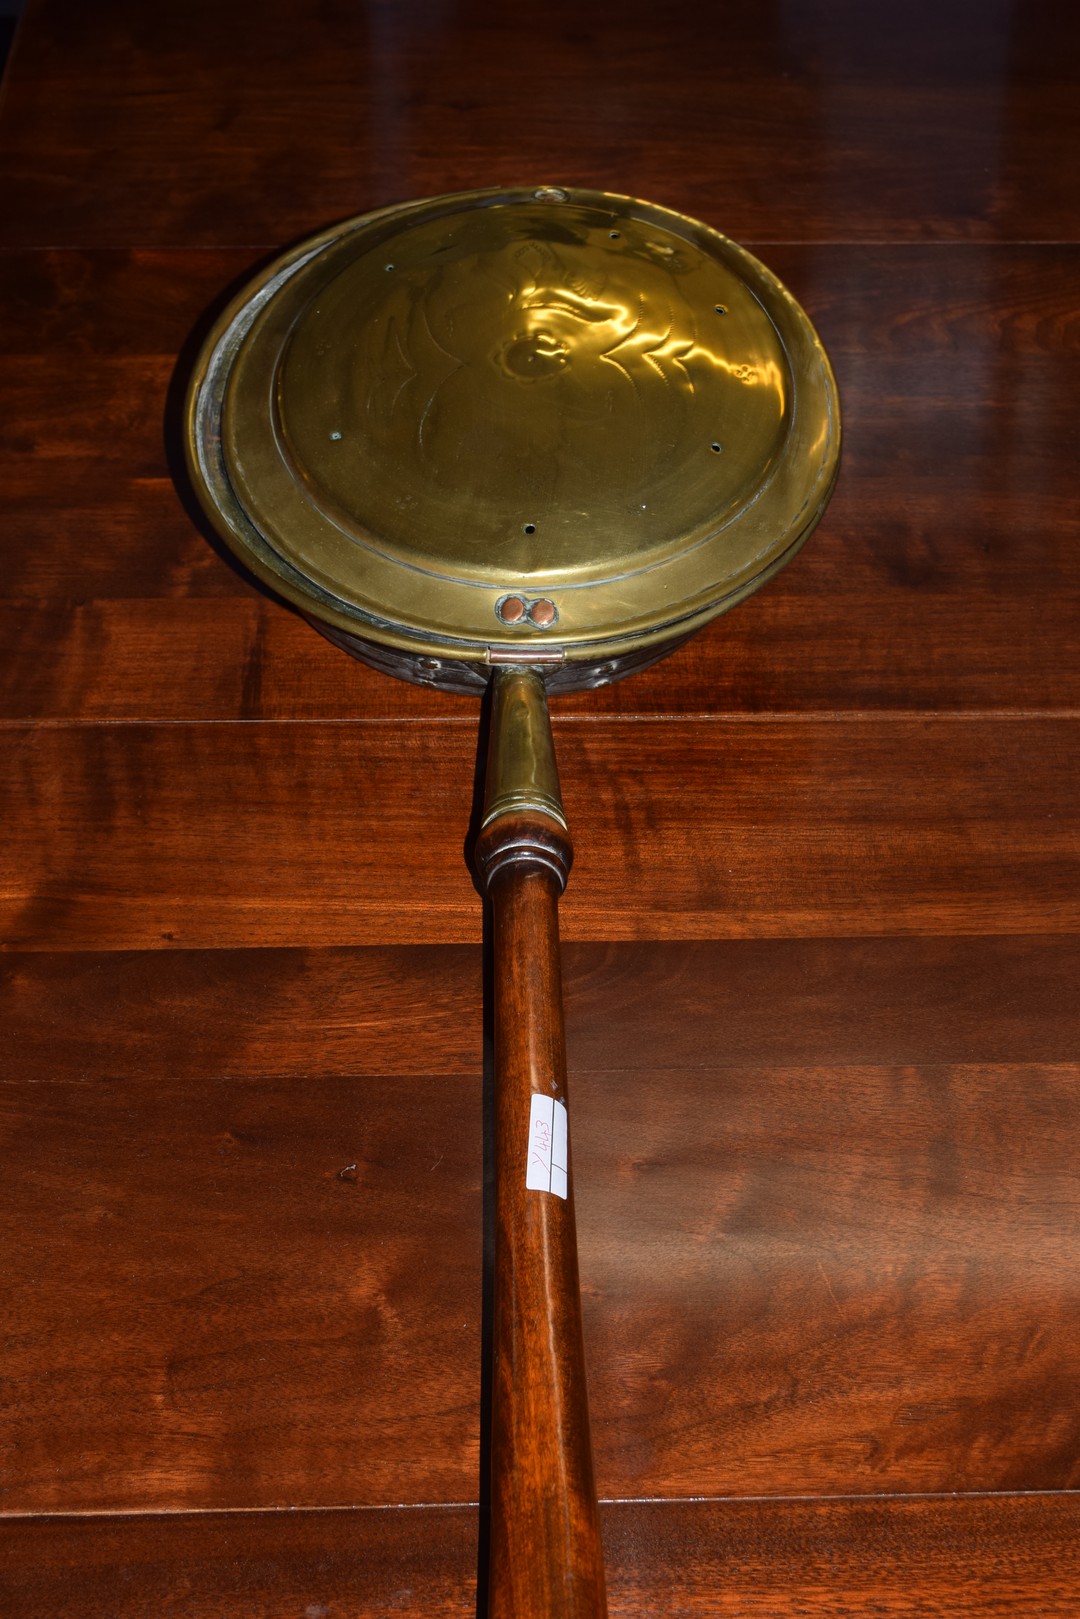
[482,669,568,834]
[187,187,839,672]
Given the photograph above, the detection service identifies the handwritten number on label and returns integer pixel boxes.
[526,1094,568,1199]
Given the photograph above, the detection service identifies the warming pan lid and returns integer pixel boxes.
[187,186,839,665]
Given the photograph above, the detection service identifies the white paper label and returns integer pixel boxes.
[526,1093,568,1199]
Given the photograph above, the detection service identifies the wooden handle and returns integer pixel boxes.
[475,670,607,1619]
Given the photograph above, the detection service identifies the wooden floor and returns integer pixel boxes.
[2,0,1079,1611]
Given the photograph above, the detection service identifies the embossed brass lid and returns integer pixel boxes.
[187,187,839,667]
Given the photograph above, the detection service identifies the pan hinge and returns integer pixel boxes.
[486,645,565,668]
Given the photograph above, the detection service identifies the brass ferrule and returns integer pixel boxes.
[481,668,567,832]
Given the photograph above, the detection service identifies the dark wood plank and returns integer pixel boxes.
[3,1495,1080,1617]
[566,935,1080,1071]
[6,930,1077,1505]
[604,1495,1080,1617]
[1,0,1077,249]
[4,244,1080,720]
[0,1068,484,1513]
[5,936,1079,1087]
[0,945,483,1081]
[3,1045,1079,1509]
[2,718,1077,951]
[580,1060,1080,1498]
[0,1504,480,1619]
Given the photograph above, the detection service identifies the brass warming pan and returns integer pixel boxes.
[186,185,839,1619]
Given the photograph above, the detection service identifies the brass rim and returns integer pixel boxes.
[186,187,840,667]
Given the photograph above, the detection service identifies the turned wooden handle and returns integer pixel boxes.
[474,670,607,1619]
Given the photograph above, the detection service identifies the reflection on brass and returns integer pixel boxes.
[482,668,567,833]
[186,187,839,677]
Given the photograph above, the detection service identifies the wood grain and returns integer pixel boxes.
[0,945,484,1081]
[470,670,606,1616]
[10,939,1080,1515]
[4,936,1080,1088]
[2,718,1077,951]
[482,860,605,1618]
[0,1067,484,1513]
[4,0,1080,1607]
[3,1495,1080,1617]
[4,244,1080,720]
[3,1048,1079,1511]
[1,0,1078,249]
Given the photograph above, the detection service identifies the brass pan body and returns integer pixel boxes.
[186,186,839,691]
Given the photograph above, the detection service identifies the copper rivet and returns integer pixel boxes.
[528,598,557,628]
[499,595,526,623]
